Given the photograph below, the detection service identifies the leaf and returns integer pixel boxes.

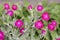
[5,36,9,40]
[22,7,30,17]
[47,31,53,40]
[58,24,60,28]
[42,0,48,7]
[20,32,29,40]
[34,30,39,38]
[15,14,21,19]
[24,17,30,23]
[15,10,24,17]
[48,18,55,23]
[0,20,4,25]
[56,28,60,35]
[24,0,30,7]
[37,12,42,16]
[0,12,2,16]
[51,31,58,40]
[49,3,56,8]
[0,4,3,12]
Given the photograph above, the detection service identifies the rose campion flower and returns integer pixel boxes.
[12,4,18,10]
[0,30,4,40]
[28,5,32,10]
[42,12,50,21]
[20,28,25,35]
[4,3,10,10]
[35,20,44,29]
[0,37,4,40]
[15,19,24,28]
[56,37,60,40]
[51,20,57,27]
[6,10,14,16]
[37,5,44,11]
[48,24,55,31]
[41,30,46,36]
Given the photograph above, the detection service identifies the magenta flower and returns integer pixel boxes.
[51,20,57,27]
[6,10,14,16]
[56,37,60,40]
[35,20,44,29]
[37,5,44,11]
[0,30,4,40]
[15,19,24,28]
[4,3,10,10]
[42,12,50,21]
[48,24,55,31]
[12,4,17,10]
[0,37,4,40]
[28,5,32,10]
[19,28,25,35]
[41,30,46,36]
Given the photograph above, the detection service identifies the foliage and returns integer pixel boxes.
[0,1,60,40]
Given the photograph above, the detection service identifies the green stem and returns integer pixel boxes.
[30,9,34,40]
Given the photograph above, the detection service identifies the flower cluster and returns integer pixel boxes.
[0,2,59,40]
[15,19,25,34]
[34,4,57,36]
[4,3,17,16]
[4,3,25,35]
[6,3,57,35]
